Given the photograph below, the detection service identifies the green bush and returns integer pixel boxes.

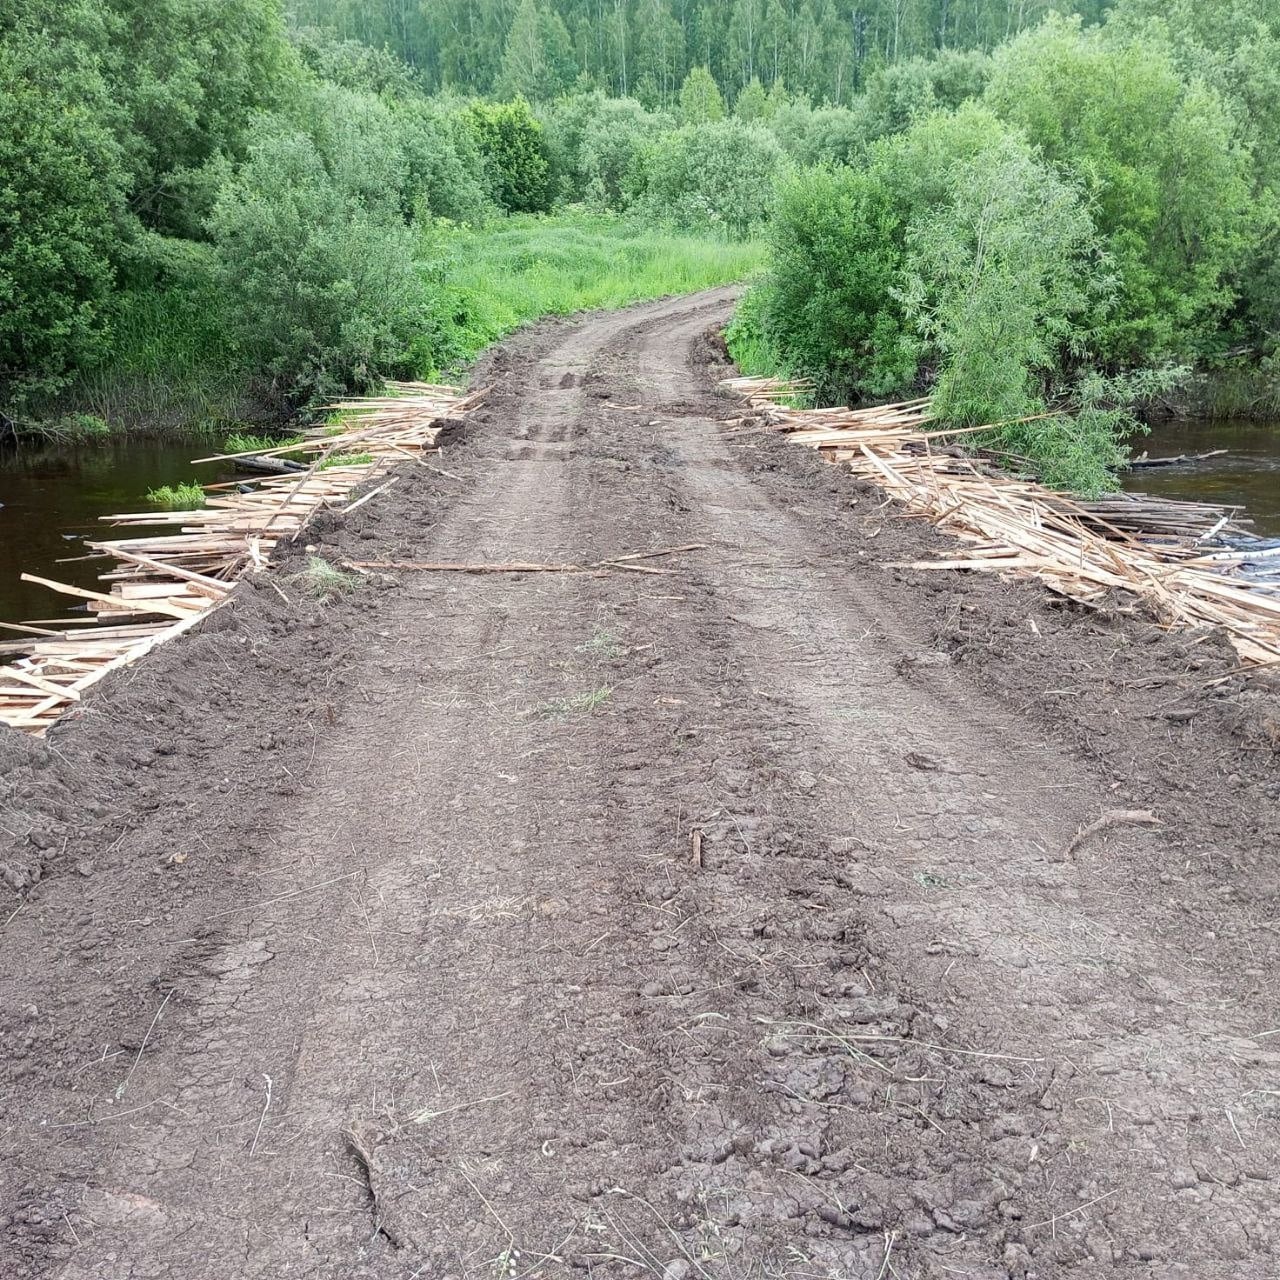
[637,120,784,236]
[900,134,1106,428]
[467,97,553,213]
[579,98,669,210]
[749,166,916,402]
[209,129,438,404]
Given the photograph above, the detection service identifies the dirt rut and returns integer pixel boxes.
[2,289,1279,1279]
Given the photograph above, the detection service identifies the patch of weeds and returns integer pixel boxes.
[539,686,612,716]
[293,554,359,601]
[224,430,305,456]
[577,626,623,660]
[14,412,112,442]
[146,480,206,510]
[318,451,373,470]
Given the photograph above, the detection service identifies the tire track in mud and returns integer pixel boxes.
[1,289,1278,1279]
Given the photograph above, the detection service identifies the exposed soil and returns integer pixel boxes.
[2,288,1279,1280]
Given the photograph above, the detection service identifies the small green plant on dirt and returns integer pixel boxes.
[577,626,623,659]
[318,451,374,470]
[224,430,306,456]
[294,555,359,601]
[539,685,612,716]
[146,480,207,510]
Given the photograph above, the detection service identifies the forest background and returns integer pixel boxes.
[3,0,1277,493]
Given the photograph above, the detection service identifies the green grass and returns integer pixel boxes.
[538,685,613,716]
[224,430,305,455]
[318,451,374,469]
[293,555,360,600]
[435,212,766,366]
[146,480,207,510]
[577,626,624,660]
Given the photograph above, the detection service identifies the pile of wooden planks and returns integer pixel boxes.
[726,377,1280,668]
[0,383,481,735]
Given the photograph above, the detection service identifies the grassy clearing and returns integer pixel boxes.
[436,213,765,365]
[146,481,206,510]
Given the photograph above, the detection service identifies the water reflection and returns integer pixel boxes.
[1124,419,1280,537]
[0,436,227,626]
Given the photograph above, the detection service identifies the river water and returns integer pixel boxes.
[0,419,1277,631]
[1122,419,1280,537]
[0,436,228,628]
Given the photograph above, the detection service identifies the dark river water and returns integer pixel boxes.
[0,436,229,627]
[0,419,1277,631]
[1122,419,1280,537]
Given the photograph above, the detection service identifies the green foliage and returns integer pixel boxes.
[224,430,304,454]
[393,98,494,224]
[985,15,1252,365]
[147,480,207,509]
[496,0,574,101]
[735,77,769,121]
[209,129,438,404]
[637,121,784,236]
[749,165,915,402]
[0,3,128,409]
[899,134,1106,428]
[679,67,725,124]
[578,98,669,209]
[468,97,554,213]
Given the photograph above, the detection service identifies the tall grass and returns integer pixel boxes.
[46,212,764,432]
[436,213,766,364]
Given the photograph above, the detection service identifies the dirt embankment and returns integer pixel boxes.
[1,288,1278,1280]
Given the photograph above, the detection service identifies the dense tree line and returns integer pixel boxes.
[290,0,1112,105]
[3,0,1277,498]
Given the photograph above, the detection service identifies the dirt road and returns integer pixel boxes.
[2,289,1279,1279]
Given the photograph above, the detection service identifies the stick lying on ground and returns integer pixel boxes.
[346,543,710,576]
[1064,809,1160,859]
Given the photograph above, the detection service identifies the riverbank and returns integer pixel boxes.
[20,213,764,439]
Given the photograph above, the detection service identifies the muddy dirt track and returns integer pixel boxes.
[2,289,1280,1280]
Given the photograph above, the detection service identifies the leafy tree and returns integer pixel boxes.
[985,15,1252,365]
[496,0,574,100]
[208,127,437,404]
[104,0,297,237]
[678,65,725,123]
[394,97,495,223]
[0,1,128,409]
[468,96,554,212]
[735,76,768,120]
[290,25,423,95]
[638,119,784,236]
[579,98,669,208]
[899,135,1106,432]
